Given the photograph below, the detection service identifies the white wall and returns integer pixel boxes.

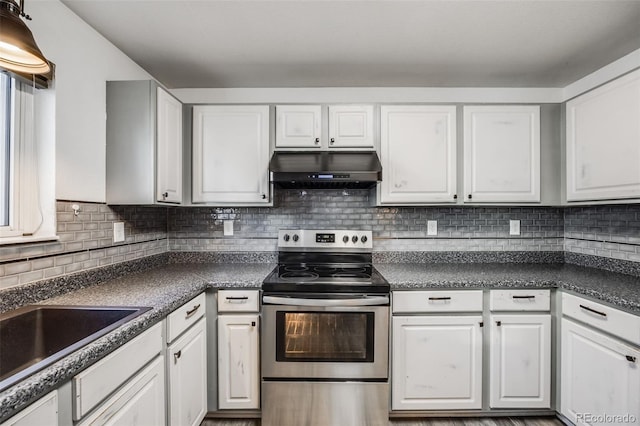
[28,0,153,203]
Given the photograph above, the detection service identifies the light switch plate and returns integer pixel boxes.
[509,220,521,236]
[224,220,234,236]
[113,222,125,243]
[427,220,438,236]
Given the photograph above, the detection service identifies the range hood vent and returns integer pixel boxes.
[269,151,383,189]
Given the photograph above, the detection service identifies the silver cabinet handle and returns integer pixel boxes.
[261,193,267,199]
[579,304,607,317]
[173,350,182,364]
[226,296,249,301]
[513,295,536,299]
[330,137,335,145]
[626,355,637,363]
[162,192,168,200]
[185,304,201,318]
[263,295,389,307]
[428,296,451,301]
[314,138,320,144]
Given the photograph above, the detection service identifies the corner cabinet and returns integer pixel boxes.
[192,105,271,204]
[106,80,183,205]
[379,105,457,204]
[566,68,640,202]
[166,293,207,426]
[463,106,540,203]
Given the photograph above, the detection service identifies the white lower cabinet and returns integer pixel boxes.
[1,391,58,426]
[392,315,483,410]
[561,318,640,425]
[217,314,260,409]
[168,318,207,426]
[489,314,551,408]
[77,356,165,426]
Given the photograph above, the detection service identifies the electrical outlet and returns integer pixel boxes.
[224,220,234,236]
[509,220,521,236]
[427,220,438,236]
[113,222,125,243]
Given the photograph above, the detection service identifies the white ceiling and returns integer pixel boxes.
[60,0,640,89]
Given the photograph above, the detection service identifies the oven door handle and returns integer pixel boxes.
[262,295,389,307]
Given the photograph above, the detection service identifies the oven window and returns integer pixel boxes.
[275,311,375,362]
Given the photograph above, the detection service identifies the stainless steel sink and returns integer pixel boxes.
[0,305,151,392]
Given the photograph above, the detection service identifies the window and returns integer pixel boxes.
[0,71,56,243]
[1,73,14,231]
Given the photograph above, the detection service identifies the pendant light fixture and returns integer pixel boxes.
[0,0,50,75]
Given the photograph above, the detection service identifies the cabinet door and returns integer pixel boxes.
[561,318,640,425]
[192,105,270,203]
[276,105,321,148]
[168,319,207,426]
[489,314,551,408]
[328,105,374,148]
[392,315,483,410]
[2,391,57,426]
[156,87,183,204]
[463,106,540,203]
[380,105,457,204]
[566,69,640,201]
[218,314,260,409]
[77,356,165,426]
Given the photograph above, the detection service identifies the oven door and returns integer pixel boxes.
[262,294,389,380]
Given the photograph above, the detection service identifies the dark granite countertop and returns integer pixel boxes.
[0,262,273,422]
[376,263,640,314]
[2,259,640,421]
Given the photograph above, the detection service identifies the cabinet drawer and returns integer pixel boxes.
[167,292,206,343]
[73,322,163,420]
[393,290,483,313]
[77,356,165,426]
[562,292,640,346]
[217,290,259,313]
[490,289,550,311]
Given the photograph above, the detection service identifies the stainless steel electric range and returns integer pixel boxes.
[261,229,390,426]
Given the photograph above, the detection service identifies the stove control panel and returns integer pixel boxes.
[278,229,373,250]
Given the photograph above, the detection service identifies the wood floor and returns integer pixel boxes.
[201,417,564,426]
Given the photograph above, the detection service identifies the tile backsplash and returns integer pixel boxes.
[1,194,639,290]
[0,201,167,290]
[168,190,564,253]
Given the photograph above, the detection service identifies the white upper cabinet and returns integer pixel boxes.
[276,105,322,148]
[106,81,183,205]
[192,105,270,204]
[328,105,374,148]
[566,69,640,202]
[156,87,183,204]
[380,105,457,204]
[464,105,540,203]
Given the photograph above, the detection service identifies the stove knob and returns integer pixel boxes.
[361,235,368,243]
[352,235,358,243]
[283,234,290,242]
[292,234,299,242]
[342,235,349,243]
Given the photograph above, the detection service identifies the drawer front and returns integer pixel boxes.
[562,292,640,346]
[77,356,165,426]
[490,289,550,311]
[393,290,483,313]
[73,322,163,420]
[167,292,206,343]
[217,290,260,313]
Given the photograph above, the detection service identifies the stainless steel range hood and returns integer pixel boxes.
[269,151,383,189]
